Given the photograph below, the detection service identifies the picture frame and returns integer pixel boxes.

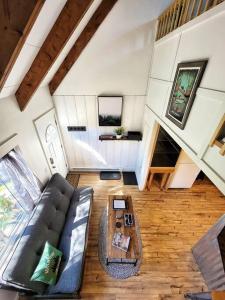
[165,60,208,129]
[98,96,123,126]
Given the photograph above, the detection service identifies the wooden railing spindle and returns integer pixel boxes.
[156,0,224,40]
[178,0,186,26]
[169,3,177,30]
[182,0,191,24]
[196,0,204,15]
[189,0,197,19]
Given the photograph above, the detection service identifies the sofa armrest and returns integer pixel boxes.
[77,187,94,197]
[77,187,93,206]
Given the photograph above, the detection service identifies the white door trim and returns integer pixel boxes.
[34,108,68,177]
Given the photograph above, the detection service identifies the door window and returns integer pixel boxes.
[45,124,57,143]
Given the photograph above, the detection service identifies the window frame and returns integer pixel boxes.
[0,134,34,279]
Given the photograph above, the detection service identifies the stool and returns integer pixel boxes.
[146,167,175,190]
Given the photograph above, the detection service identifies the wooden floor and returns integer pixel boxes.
[77,173,225,300]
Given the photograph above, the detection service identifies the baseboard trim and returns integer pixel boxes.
[69,168,135,173]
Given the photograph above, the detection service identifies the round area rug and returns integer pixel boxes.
[98,208,142,279]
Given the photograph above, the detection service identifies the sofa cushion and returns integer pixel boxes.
[3,173,74,294]
[48,187,93,294]
[31,242,62,285]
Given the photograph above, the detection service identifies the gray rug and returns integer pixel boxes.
[98,208,142,279]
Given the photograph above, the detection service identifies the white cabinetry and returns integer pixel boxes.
[168,150,200,188]
[203,145,225,181]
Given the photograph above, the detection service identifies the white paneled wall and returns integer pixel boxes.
[54,95,145,170]
[173,9,225,91]
[162,88,225,155]
[151,33,180,81]
[146,78,171,117]
[141,3,225,194]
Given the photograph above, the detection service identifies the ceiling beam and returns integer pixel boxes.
[0,0,45,91]
[49,0,118,95]
[16,0,94,111]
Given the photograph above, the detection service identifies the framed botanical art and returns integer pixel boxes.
[98,96,123,126]
[165,60,208,129]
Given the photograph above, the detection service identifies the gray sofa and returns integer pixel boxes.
[2,173,93,298]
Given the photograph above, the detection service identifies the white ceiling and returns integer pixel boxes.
[0,0,172,99]
[54,0,172,96]
[40,0,103,87]
[0,0,67,99]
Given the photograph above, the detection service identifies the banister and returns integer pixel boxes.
[156,0,224,40]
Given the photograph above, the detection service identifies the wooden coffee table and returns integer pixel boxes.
[106,195,140,265]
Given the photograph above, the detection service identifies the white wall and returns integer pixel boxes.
[139,3,225,194]
[54,95,145,170]
[0,86,54,184]
[53,0,172,171]
[54,0,171,96]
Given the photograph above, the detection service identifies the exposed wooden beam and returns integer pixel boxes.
[49,0,118,95]
[0,0,45,91]
[15,0,94,111]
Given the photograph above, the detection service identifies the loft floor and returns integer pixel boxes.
[76,173,225,300]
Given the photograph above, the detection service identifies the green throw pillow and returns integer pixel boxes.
[31,241,62,285]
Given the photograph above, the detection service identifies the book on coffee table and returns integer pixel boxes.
[112,232,130,252]
[113,199,126,210]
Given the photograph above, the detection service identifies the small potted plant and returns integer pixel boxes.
[114,127,125,139]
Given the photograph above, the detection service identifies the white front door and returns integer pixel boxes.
[35,109,68,177]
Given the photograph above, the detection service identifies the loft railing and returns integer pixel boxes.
[156,0,224,40]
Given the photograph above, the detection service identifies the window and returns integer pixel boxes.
[0,184,28,254]
[0,149,41,272]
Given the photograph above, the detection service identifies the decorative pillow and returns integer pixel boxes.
[31,242,62,285]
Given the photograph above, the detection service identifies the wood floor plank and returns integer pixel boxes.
[77,173,224,300]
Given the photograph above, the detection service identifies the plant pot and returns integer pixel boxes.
[116,134,122,139]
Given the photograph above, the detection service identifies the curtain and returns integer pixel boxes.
[0,149,41,211]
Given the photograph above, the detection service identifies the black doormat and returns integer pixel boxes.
[122,172,138,185]
[100,171,121,180]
